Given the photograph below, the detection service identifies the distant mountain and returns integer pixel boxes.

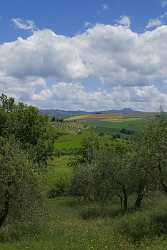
[40,108,141,119]
[103,108,141,115]
[40,109,90,119]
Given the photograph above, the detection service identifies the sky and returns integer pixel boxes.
[1,0,167,111]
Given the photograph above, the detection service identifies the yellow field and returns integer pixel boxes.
[65,113,143,122]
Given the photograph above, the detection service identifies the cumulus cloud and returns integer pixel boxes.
[146,12,167,29]
[0,30,90,81]
[146,18,162,29]
[1,23,167,110]
[12,18,37,31]
[30,82,167,112]
[84,22,92,28]
[117,16,131,27]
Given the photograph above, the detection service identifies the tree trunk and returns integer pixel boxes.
[118,194,123,209]
[135,183,145,209]
[0,190,9,227]
[122,185,128,210]
[158,163,167,194]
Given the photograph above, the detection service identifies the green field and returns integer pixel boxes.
[65,112,151,135]
[65,112,148,122]
[47,156,72,188]
[54,130,92,153]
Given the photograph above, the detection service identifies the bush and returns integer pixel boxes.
[0,215,43,242]
[115,207,167,242]
[115,211,156,241]
[48,178,69,198]
[152,209,167,235]
[79,206,102,220]
[79,205,123,220]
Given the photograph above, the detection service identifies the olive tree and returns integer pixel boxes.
[0,136,42,228]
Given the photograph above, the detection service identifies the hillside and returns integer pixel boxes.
[40,108,141,119]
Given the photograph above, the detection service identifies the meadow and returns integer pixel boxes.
[2,197,167,250]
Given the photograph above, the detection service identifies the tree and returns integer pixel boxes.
[71,136,134,209]
[0,94,55,167]
[0,109,7,136]
[0,93,15,112]
[70,134,99,200]
[131,113,167,209]
[0,136,42,228]
[94,138,134,210]
[71,163,97,201]
[79,134,99,164]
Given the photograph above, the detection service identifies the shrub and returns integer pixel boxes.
[79,206,102,220]
[152,209,167,235]
[48,178,69,198]
[115,211,156,241]
[79,205,123,220]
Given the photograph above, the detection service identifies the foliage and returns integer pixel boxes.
[115,198,167,242]
[0,94,54,238]
[71,112,167,211]
[71,136,134,207]
[0,94,55,167]
[0,136,43,238]
[48,177,69,198]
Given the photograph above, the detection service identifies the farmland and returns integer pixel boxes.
[65,112,152,135]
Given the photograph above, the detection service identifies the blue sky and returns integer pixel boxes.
[1,0,167,111]
[0,0,165,41]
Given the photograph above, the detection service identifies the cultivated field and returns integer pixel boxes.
[66,112,152,135]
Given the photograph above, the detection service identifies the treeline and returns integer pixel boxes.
[0,94,55,239]
[71,112,167,210]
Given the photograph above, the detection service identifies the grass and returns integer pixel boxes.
[66,113,147,122]
[54,130,92,153]
[2,197,167,250]
[1,152,167,249]
[47,156,72,188]
[65,114,90,121]
[82,119,146,136]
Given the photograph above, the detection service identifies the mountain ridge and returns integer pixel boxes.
[40,108,141,118]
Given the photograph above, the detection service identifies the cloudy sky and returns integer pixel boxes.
[1,0,167,111]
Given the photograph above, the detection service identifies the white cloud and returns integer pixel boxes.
[84,22,92,28]
[117,16,131,27]
[12,18,37,31]
[0,30,89,81]
[30,82,167,111]
[146,12,167,29]
[146,18,162,29]
[1,23,167,110]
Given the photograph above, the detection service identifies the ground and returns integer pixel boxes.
[1,196,167,250]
